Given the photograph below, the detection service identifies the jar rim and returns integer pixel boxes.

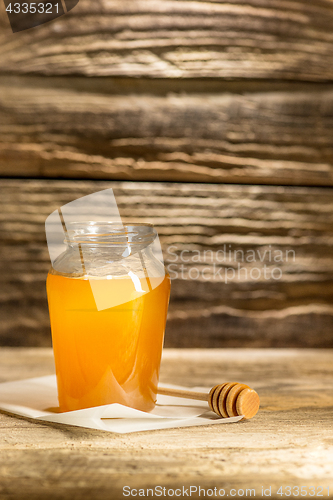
[65,221,156,246]
[68,221,153,227]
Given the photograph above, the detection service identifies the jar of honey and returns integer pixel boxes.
[46,222,170,413]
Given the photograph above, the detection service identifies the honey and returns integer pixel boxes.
[47,272,170,413]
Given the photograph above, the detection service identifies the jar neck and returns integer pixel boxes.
[51,222,164,277]
[65,222,156,251]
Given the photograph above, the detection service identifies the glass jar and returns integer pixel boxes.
[46,222,170,413]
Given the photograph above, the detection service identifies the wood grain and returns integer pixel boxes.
[0,348,332,500]
[1,179,332,347]
[1,0,333,81]
[1,80,333,186]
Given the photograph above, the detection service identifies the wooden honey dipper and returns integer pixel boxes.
[158,382,260,420]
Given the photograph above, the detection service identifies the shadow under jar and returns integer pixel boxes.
[46,222,170,413]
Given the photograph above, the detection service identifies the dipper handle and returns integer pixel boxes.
[158,382,260,420]
[157,387,209,402]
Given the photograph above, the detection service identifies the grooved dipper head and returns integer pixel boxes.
[208,382,260,420]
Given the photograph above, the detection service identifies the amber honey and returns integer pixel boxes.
[47,272,170,412]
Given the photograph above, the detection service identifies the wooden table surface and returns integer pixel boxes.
[0,348,332,500]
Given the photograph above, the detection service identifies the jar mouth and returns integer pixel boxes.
[65,221,156,246]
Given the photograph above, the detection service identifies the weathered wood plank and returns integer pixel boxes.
[1,179,333,347]
[1,82,333,186]
[0,348,333,500]
[1,0,333,81]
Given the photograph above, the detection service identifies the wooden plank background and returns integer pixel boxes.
[0,0,333,347]
[2,81,333,186]
[2,0,333,81]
